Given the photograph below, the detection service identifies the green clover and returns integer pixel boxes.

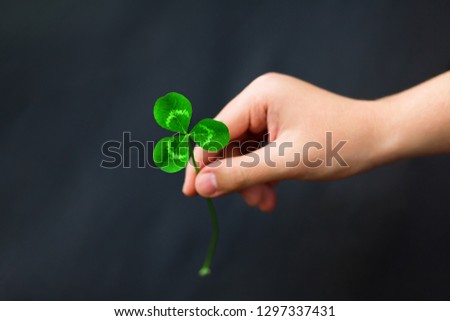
[152,92,230,276]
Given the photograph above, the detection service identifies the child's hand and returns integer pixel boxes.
[183,72,450,212]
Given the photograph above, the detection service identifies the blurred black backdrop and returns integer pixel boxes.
[1,0,450,300]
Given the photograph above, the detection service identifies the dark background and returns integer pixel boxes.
[1,0,450,300]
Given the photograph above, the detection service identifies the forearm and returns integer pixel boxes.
[378,71,450,162]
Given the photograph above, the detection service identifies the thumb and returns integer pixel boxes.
[194,142,288,197]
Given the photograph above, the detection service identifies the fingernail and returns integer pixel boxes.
[197,173,218,196]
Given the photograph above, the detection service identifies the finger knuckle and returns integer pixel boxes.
[257,72,281,83]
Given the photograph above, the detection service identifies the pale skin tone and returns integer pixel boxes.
[183,71,450,212]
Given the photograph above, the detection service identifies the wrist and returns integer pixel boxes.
[373,71,450,161]
[363,98,406,169]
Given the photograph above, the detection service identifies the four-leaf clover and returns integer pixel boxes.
[153,92,230,173]
[152,92,230,276]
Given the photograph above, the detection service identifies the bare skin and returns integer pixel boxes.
[183,71,450,212]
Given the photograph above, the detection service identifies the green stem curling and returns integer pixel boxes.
[189,141,219,277]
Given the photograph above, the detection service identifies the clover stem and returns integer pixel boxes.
[188,143,219,277]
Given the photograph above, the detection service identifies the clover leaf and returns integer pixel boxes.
[191,118,230,152]
[154,92,192,134]
[152,92,230,277]
[153,134,190,173]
